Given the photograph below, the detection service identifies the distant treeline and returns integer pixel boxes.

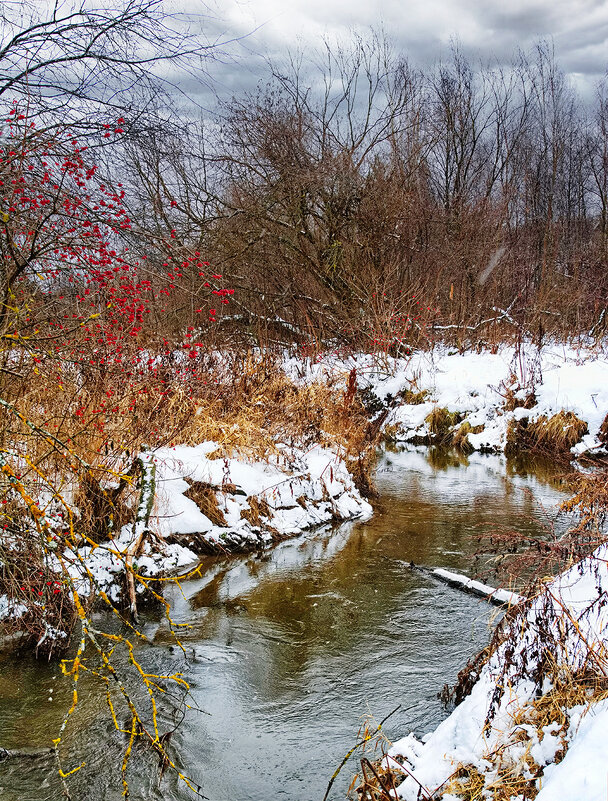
[120,36,608,348]
[3,9,607,349]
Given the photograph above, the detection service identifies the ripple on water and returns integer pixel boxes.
[0,448,569,801]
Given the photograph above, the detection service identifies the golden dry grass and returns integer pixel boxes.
[506,410,588,458]
[240,495,272,527]
[527,411,588,451]
[452,421,485,452]
[400,388,428,405]
[183,481,228,526]
[442,765,487,800]
[439,659,608,801]
[425,406,460,443]
[2,350,372,458]
[561,469,608,535]
[0,349,378,556]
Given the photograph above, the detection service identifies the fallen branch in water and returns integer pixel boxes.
[407,563,524,607]
[0,747,54,760]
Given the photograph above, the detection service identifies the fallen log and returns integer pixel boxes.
[408,562,523,607]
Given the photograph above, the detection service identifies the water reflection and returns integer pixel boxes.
[0,448,570,801]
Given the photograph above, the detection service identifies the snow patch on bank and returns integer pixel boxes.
[151,441,372,547]
[57,442,372,603]
[288,343,608,457]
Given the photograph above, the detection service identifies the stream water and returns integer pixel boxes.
[0,447,570,801]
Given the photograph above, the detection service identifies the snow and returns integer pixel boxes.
[432,568,524,606]
[0,595,27,620]
[151,441,372,544]
[536,700,608,800]
[48,441,373,604]
[387,541,608,801]
[291,342,608,457]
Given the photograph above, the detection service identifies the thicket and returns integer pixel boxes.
[123,37,608,351]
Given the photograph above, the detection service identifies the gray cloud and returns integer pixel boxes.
[174,0,608,107]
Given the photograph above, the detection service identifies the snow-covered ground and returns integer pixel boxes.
[288,342,608,457]
[386,542,608,801]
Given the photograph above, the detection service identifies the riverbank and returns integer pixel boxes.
[74,441,373,606]
[291,341,608,460]
[0,448,567,801]
[306,345,607,800]
[379,536,608,801]
[1,341,607,799]
[0,439,373,647]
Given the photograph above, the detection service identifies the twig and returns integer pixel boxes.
[322,705,400,801]
[360,757,394,798]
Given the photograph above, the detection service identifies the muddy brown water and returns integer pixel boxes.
[0,447,570,801]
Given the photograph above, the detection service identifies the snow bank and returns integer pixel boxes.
[151,441,372,549]
[289,343,608,458]
[387,542,608,800]
[535,699,608,801]
[57,441,372,603]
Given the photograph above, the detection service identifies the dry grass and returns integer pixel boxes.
[561,469,608,535]
[518,668,608,731]
[445,665,608,800]
[425,406,460,443]
[506,411,588,458]
[240,495,272,527]
[452,421,485,453]
[183,481,228,526]
[1,350,377,492]
[527,412,588,451]
[435,662,608,801]
[444,761,540,801]
[400,387,428,405]
[442,765,487,800]
[0,347,380,655]
[353,756,405,801]
[501,375,536,413]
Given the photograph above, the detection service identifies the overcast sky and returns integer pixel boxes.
[189,0,608,103]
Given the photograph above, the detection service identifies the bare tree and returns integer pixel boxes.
[0,0,222,126]
[587,79,608,243]
[102,30,607,345]
[424,46,496,218]
[209,34,425,336]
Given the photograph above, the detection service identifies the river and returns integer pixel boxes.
[0,447,570,801]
